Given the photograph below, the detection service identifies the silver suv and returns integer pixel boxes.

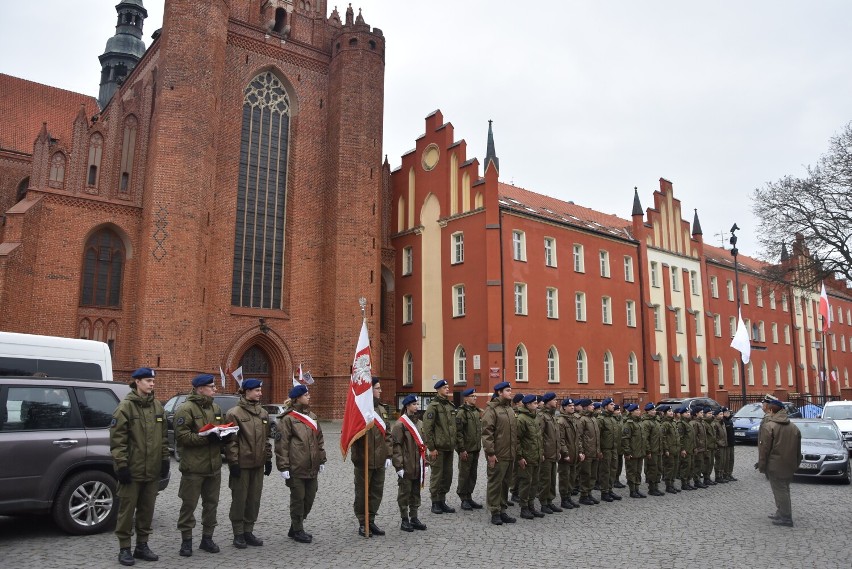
[0,376,169,534]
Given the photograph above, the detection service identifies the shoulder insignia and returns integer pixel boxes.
[426,412,434,419]
[109,417,117,428]
[275,432,282,441]
[177,416,186,426]
[623,426,630,435]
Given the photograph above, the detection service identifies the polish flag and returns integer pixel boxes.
[340,318,375,458]
[819,282,832,332]
[231,366,244,388]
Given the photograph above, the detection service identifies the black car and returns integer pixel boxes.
[163,393,240,461]
[656,396,722,414]
[792,419,851,484]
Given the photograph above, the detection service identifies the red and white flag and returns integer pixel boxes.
[340,318,375,458]
[231,366,244,388]
[819,282,832,332]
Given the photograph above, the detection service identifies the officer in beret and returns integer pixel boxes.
[576,399,602,505]
[275,384,327,543]
[640,402,664,496]
[482,382,518,526]
[537,392,562,512]
[351,377,393,536]
[517,395,544,519]
[224,378,272,549]
[455,388,483,510]
[175,374,226,556]
[613,404,627,489]
[421,379,458,514]
[597,398,621,502]
[621,403,645,498]
[712,409,728,484]
[111,367,168,566]
[658,405,680,494]
[690,407,708,489]
[702,406,718,486]
[392,395,428,532]
[509,392,525,504]
[722,408,737,481]
[677,408,697,490]
[556,398,581,510]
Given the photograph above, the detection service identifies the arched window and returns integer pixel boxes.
[87,133,103,188]
[515,344,527,382]
[119,116,137,194]
[93,319,105,342]
[48,153,66,189]
[603,351,613,384]
[232,72,291,309]
[16,177,29,202]
[81,228,125,307]
[732,360,739,386]
[627,352,637,384]
[79,318,91,339]
[775,362,781,386]
[454,345,467,384]
[761,362,768,385]
[403,351,413,386]
[577,349,587,383]
[547,346,559,383]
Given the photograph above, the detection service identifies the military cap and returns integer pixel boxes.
[766,397,784,409]
[494,381,511,392]
[576,398,592,407]
[434,379,448,389]
[613,404,621,410]
[561,397,575,407]
[712,409,723,415]
[644,402,655,411]
[512,393,525,404]
[401,394,418,408]
[721,407,729,412]
[681,407,692,414]
[657,404,670,413]
[762,393,775,403]
[522,394,537,405]
[131,367,155,380]
[602,397,614,406]
[289,383,308,400]
[625,403,639,412]
[542,392,556,403]
[703,406,712,413]
[674,407,686,414]
[462,388,475,397]
[191,374,215,388]
[242,378,262,390]
[592,402,602,409]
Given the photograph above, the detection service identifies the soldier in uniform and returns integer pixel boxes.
[351,377,393,537]
[640,403,664,496]
[556,398,580,510]
[677,408,697,490]
[421,379,457,514]
[757,398,802,527]
[712,409,729,483]
[225,378,272,549]
[392,394,428,532]
[722,407,737,481]
[613,404,626,489]
[516,395,544,519]
[576,399,601,505]
[621,404,646,498]
[691,407,708,488]
[481,382,518,526]
[175,374,226,556]
[658,405,680,494]
[509,392,524,504]
[455,388,483,510]
[702,406,718,486]
[597,398,621,502]
[536,392,562,512]
[110,367,168,566]
[275,384,327,544]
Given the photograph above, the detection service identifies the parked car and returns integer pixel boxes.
[732,402,801,443]
[656,396,722,414]
[0,376,169,534]
[262,403,289,439]
[792,419,851,484]
[163,393,240,461]
[819,400,852,454]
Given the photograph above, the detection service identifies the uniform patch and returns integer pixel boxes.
[262,419,268,424]
[623,427,630,435]
[274,432,282,441]
[215,416,222,421]
[156,417,163,422]
[177,416,186,426]
[109,418,117,428]
[426,412,434,419]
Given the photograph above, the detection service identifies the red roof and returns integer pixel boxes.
[703,243,770,273]
[0,73,98,155]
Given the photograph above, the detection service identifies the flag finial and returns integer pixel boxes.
[359,296,367,318]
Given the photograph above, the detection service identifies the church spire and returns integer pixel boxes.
[692,208,703,236]
[631,187,643,216]
[98,0,148,109]
[780,242,789,262]
[484,119,499,174]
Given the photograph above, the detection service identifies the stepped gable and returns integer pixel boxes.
[0,74,98,154]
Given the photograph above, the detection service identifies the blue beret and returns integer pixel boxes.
[512,393,525,404]
[493,381,511,392]
[602,397,613,406]
[682,407,692,414]
[712,409,723,416]
[703,406,712,413]
[191,374,215,388]
[576,398,592,407]
[625,403,639,412]
[657,405,669,413]
[766,398,783,408]
[434,379,448,389]
[613,404,621,410]
[541,392,556,403]
[289,384,308,400]
[242,378,262,390]
[462,388,475,397]
[401,394,418,408]
[692,407,703,414]
[592,402,602,409]
[561,397,574,407]
[721,407,729,412]
[644,402,655,411]
[131,367,155,380]
[522,394,537,405]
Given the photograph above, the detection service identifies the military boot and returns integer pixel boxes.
[560,497,574,509]
[530,504,545,518]
[468,499,483,509]
[600,492,614,502]
[244,532,264,546]
[179,538,193,557]
[635,488,647,498]
[233,534,247,549]
[549,502,563,512]
[540,503,554,514]
[133,543,158,561]
[567,497,580,508]
[490,512,503,525]
[119,548,135,566]
[410,518,427,530]
[440,501,456,513]
[499,511,517,523]
[400,518,414,532]
[629,486,642,499]
[368,522,385,536]
[666,484,677,494]
[704,476,717,486]
[649,485,665,497]
[520,507,535,520]
[430,502,444,514]
[292,530,312,543]
[199,535,220,553]
[608,491,622,501]
[460,500,473,511]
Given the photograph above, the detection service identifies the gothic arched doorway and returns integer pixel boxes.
[238,345,272,404]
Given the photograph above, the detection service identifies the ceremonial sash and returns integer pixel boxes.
[290,410,318,432]
[373,414,386,435]
[399,414,426,485]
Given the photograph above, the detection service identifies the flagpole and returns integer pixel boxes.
[730,224,747,406]
[359,296,371,538]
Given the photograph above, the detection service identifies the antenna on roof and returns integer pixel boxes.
[714,230,726,250]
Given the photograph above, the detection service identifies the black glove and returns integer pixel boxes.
[160,460,170,479]
[117,466,132,485]
[264,461,272,476]
[229,463,241,478]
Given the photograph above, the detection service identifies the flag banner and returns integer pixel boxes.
[831,370,838,382]
[293,364,317,388]
[219,366,227,388]
[730,309,751,364]
[340,318,375,458]
[819,282,832,332]
[232,366,244,388]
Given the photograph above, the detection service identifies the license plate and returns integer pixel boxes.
[735,432,746,437]
[798,462,818,470]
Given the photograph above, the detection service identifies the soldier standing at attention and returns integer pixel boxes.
[556,398,581,510]
[691,408,708,489]
[712,409,728,483]
[597,398,621,502]
[175,374,226,557]
[111,367,168,566]
[640,403,664,496]
[392,395,428,532]
[613,404,626,489]
[516,395,544,519]
[421,379,457,514]
[702,406,718,486]
[481,382,518,526]
[757,398,802,527]
[225,378,272,549]
[658,405,680,494]
[351,378,393,537]
[722,407,737,481]
[621,404,645,498]
[536,392,562,512]
[576,399,602,505]
[455,388,483,510]
[509,392,524,504]
[677,408,697,490]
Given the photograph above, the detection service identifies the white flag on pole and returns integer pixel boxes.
[232,366,244,388]
[730,309,751,364]
[219,366,227,388]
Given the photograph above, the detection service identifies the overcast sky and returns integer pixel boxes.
[2,1,850,258]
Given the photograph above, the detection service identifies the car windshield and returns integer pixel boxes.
[794,422,839,440]
[822,404,852,420]
[734,404,764,418]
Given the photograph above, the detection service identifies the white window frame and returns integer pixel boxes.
[599,250,610,278]
[402,246,413,276]
[515,344,528,382]
[512,230,526,261]
[628,352,638,384]
[403,351,413,386]
[454,345,467,384]
[544,237,556,268]
[710,276,718,298]
[624,256,634,282]
[690,271,699,295]
[603,351,613,384]
[671,267,680,291]
[546,287,559,319]
[714,314,721,337]
[452,284,465,317]
[573,244,584,273]
[626,300,636,328]
[654,306,662,331]
[514,283,527,315]
[727,279,734,301]
[403,294,413,324]
[547,346,560,383]
[451,232,464,265]
[601,296,612,324]
[576,349,587,384]
[650,262,660,288]
[575,292,586,322]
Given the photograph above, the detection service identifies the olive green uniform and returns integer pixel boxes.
[175,394,224,539]
[640,414,661,491]
[703,416,717,482]
[536,406,559,506]
[556,410,579,503]
[455,402,482,503]
[391,415,425,519]
[481,398,517,514]
[713,417,728,481]
[224,397,272,536]
[691,417,707,485]
[621,415,645,492]
[110,389,168,549]
[351,402,393,525]
[420,395,457,504]
[274,404,326,532]
[577,410,601,498]
[597,410,619,494]
[516,407,543,510]
[677,416,696,487]
[659,415,680,490]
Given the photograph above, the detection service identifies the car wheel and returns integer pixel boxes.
[52,470,117,535]
[843,462,851,485]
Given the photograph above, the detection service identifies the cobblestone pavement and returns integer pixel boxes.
[2,424,851,569]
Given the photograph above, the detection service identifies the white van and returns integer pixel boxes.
[0,332,113,382]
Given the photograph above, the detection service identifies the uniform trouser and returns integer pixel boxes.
[116,479,159,548]
[703,449,715,478]
[661,453,677,485]
[679,453,693,482]
[178,471,221,538]
[557,460,572,499]
[486,459,512,514]
[714,447,727,479]
[511,459,519,494]
[353,465,385,524]
[429,450,454,502]
[693,451,704,481]
[616,452,624,481]
[625,457,643,488]
[725,446,735,476]
[229,466,264,535]
[579,458,598,497]
[518,462,541,506]
[538,460,557,503]
[456,451,479,500]
[286,477,318,531]
[768,474,793,519]
[569,461,579,492]
[599,448,616,492]
[397,476,422,518]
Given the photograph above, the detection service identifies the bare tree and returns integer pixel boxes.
[753,121,852,288]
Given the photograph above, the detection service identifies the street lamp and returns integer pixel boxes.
[730,224,747,404]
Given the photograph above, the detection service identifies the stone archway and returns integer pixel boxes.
[225,327,293,404]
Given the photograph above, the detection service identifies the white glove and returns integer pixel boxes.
[397,469,404,478]
[319,464,325,475]
[280,470,290,480]
[425,465,431,477]
[385,458,392,469]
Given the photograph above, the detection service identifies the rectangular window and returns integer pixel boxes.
[453,285,465,317]
[546,288,559,319]
[730,316,736,338]
[402,246,413,276]
[573,244,584,272]
[714,314,721,337]
[403,294,413,324]
[650,262,660,288]
[769,290,776,309]
[451,232,464,264]
[710,276,718,298]
[624,256,634,282]
[784,325,790,344]
[1,387,75,431]
[599,250,610,278]
[694,311,702,335]
[671,267,680,291]
[690,271,699,295]
[674,308,683,333]
[544,237,556,267]
[601,296,611,324]
[653,305,662,331]
[756,286,763,307]
[771,323,778,343]
[727,279,734,301]
[626,300,636,327]
[742,284,749,304]
[514,283,527,315]
[575,292,586,321]
[512,230,526,261]
[782,294,789,311]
